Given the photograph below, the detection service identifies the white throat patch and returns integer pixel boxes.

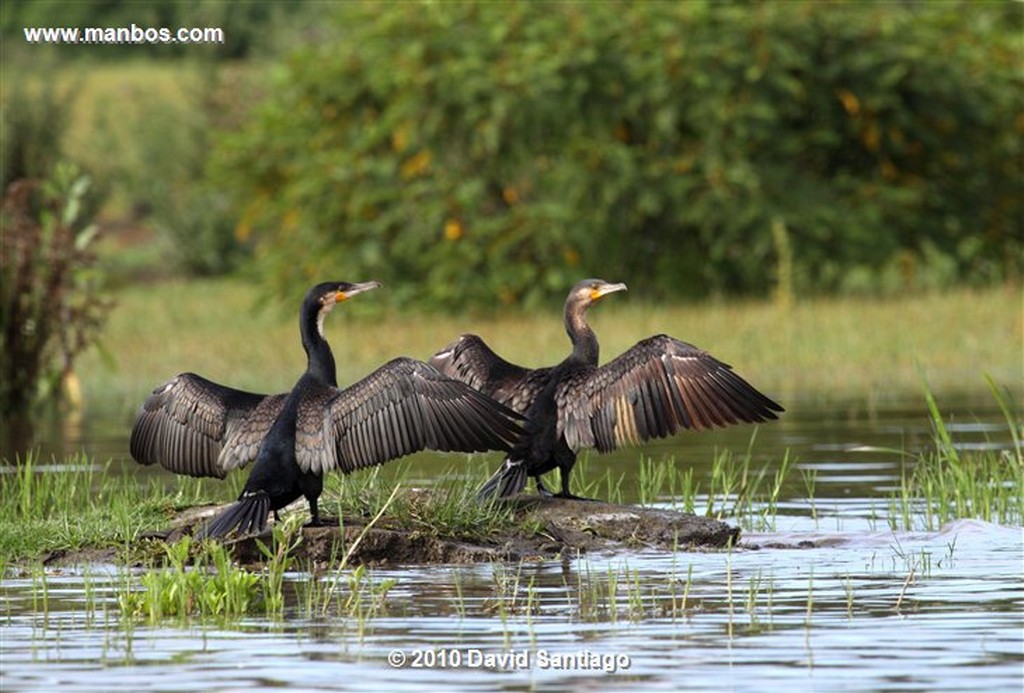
[317,305,333,338]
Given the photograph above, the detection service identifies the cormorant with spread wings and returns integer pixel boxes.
[130,281,523,537]
[430,279,783,500]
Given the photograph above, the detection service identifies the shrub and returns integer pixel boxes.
[0,163,112,418]
[214,1,1022,309]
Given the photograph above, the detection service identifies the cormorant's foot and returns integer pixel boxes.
[553,491,597,501]
[535,479,554,497]
[304,515,340,528]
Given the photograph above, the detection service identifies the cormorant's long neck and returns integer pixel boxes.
[300,303,338,386]
[565,300,599,366]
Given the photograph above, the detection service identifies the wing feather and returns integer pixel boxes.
[306,357,523,474]
[430,334,552,414]
[563,335,783,453]
[293,385,341,475]
[129,372,280,478]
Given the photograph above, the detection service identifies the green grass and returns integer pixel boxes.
[0,448,243,562]
[889,377,1023,531]
[0,452,169,560]
[322,462,526,542]
[3,381,1018,634]
[3,381,1018,566]
[74,278,1020,425]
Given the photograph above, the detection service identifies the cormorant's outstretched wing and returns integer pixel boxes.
[297,357,524,475]
[129,372,285,478]
[560,335,783,453]
[430,334,552,414]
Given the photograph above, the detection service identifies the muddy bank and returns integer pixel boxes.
[163,496,739,567]
[41,497,740,568]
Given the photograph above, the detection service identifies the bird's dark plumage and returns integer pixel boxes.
[130,281,523,537]
[430,278,784,500]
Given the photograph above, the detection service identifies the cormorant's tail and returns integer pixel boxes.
[195,491,271,539]
[477,458,528,501]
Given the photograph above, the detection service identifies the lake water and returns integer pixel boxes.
[2,391,1022,691]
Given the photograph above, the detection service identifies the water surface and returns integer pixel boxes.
[2,392,1022,691]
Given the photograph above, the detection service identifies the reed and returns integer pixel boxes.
[636,455,691,508]
[702,439,798,531]
[744,569,767,635]
[889,378,1023,531]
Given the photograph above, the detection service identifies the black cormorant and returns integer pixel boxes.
[130,281,523,537]
[430,278,783,500]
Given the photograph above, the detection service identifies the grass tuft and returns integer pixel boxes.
[0,451,174,559]
[323,460,521,541]
[890,378,1023,531]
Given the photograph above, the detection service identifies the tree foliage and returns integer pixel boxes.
[214,1,1022,309]
[0,164,112,419]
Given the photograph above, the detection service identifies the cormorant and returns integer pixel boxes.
[130,281,523,537]
[430,279,784,500]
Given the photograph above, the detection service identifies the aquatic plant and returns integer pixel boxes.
[568,455,625,504]
[118,536,263,621]
[705,438,798,531]
[637,455,694,510]
[890,377,1023,531]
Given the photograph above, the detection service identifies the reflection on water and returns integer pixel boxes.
[2,391,1022,691]
[3,516,1022,691]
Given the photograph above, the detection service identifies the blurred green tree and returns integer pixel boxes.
[214,1,1022,309]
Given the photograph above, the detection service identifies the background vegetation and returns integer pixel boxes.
[76,280,1020,422]
[215,1,1022,308]
[0,164,111,419]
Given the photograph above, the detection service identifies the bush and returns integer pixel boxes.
[0,163,113,418]
[214,1,1022,309]
[1,80,112,418]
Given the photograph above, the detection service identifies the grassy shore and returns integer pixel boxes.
[2,382,1019,570]
[75,278,1020,420]
[4,277,1017,566]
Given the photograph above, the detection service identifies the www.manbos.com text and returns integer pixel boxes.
[23,24,225,46]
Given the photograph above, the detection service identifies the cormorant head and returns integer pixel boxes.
[311,280,382,308]
[569,278,628,310]
[307,280,382,336]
